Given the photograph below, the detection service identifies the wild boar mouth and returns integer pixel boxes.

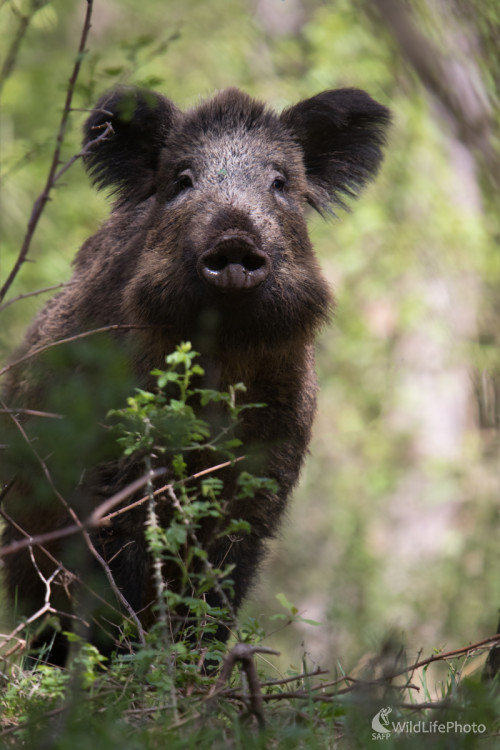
[197,234,270,292]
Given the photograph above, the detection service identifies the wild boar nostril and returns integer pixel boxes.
[205,253,228,272]
[243,253,266,272]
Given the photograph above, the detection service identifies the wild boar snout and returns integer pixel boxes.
[197,232,270,292]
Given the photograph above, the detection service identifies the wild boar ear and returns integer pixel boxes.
[281,88,391,213]
[83,87,179,203]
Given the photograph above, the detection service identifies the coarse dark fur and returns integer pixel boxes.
[1,86,390,665]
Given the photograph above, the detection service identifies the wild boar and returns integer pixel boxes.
[1,86,390,664]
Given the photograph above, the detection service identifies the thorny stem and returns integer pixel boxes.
[0,0,95,304]
[144,421,178,720]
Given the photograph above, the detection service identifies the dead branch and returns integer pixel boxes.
[213,643,280,729]
[219,633,500,710]
[2,403,147,646]
[2,400,70,509]
[388,633,500,680]
[88,468,167,526]
[0,520,82,559]
[0,456,244,556]
[0,0,95,304]
[257,667,328,689]
[0,282,73,313]
[0,550,78,660]
[0,504,136,632]
[85,537,146,647]
[0,407,63,419]
[101,457,244,524]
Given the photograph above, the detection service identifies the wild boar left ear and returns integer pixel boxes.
[281,88,391,213]
[83,87,180,204]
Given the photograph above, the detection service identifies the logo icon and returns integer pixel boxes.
[372,707,392,735]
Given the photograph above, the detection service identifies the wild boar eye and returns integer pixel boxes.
[175,171,194,193]
[271,176,286,192]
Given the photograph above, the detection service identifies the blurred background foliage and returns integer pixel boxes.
[1,0,500,676]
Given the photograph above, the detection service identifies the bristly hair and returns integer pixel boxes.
[182,88,279,138]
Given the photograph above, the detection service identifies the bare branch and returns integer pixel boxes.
[0,504,137,630]
[52,121,113,185]
[0,407,63,419]
[0,0,95,303]
[215,634,500,713]
[101,457,244,524]
[0,548,79,661]
[0,457,244,554]
[1,401,147,646]
[212,643,280,729]
[0,520,84,558]
[0,282,74,313]
[2,400,70,511]
[84,535,146,647]
[89,468,167,526]
[383,632,500,681]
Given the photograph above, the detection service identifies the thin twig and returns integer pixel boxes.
[101,457,244,524]
[54,122,113,184]
[0,0,95,303]
[2,403,147,646]
[0,407,63,419]
[0,504,136,631]
[0,282,72,313]
[217,634,500,708]
[88,468,167,526]
[257,667,329,689]
[389,634,500,680]
[0,465,208,557]
[0,458,243,555]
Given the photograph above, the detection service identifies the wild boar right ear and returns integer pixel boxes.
[83,87,179,203]
[281,88,390,214]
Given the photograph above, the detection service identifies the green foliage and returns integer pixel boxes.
[109,341,267,463]
[272,593,321,628]
[106,343,275,660]
[2,642,500,748]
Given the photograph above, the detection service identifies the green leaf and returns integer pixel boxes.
[276,592,298,616]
